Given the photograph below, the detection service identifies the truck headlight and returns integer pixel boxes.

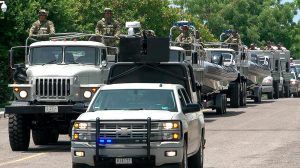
[163,122,180,130]
[83,91,92,99]
[73,122,88,129]
[161,121,181,141]
[162,132,181,140]
[19,90,28,98]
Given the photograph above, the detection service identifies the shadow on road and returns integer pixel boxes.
[204,110,245,118]
[245,100,276,107]
[24,141,71,153]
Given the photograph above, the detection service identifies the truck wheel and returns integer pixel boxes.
[178,141,188,168]
[267,91,273,99]
[284,85,290,97]
[230,82,240,108]
[8,114,30,151]
[254,87,262,103]
[48,129,59,144]
[273,81,279,99]
[188,136,204,168]
[32,128,49,145]
[240,81,247,107]
[216,94,226,115]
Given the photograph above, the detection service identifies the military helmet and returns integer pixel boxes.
[104,8,112,13]
[38,9,48,16]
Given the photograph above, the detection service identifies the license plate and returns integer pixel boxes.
[115,158,132,165]
[45,106,58,113]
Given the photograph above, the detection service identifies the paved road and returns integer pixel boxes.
[0,98,299,168]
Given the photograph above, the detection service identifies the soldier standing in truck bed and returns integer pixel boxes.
[29,9,55,40]
[95,8,120,47]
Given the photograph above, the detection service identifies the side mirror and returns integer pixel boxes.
[182,104,201,113]
[73,103,87,113]
[101,60,107,67]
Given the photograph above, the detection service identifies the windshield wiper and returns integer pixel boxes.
[42,59,57,66]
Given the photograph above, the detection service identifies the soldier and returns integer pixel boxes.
[264,41,275,50]
[29,9,55,39]
[175,25,194,50]
[95,8,120,46]
[224,29,241,44]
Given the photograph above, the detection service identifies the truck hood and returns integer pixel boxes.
[26,64,100,77]
[77,110,178,121]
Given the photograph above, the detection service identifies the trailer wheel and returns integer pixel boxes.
[284,85,290,98]
[254,87,262,103]
[32,127,49,145]
[273,81,279,99]
[240,81,247,106]
[230,82,240,108]
[8,114,30,151]
[216,94,226,114]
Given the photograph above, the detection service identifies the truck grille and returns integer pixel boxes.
[98,122,160,139]
[35,77,72,100]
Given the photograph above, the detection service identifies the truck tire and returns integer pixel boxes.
[267,91,273,99]
[284,85,290,98]
[273,81,279,99]
[188,136,204,168]
[32,128,49,145]
[254,87,262,103]
[216,94,226,115]
[8,114,30,151]
[240,81,247,106]
[230,82,240,108]
[48,129,59,144]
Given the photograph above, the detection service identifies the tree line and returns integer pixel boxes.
[0,0,300,106]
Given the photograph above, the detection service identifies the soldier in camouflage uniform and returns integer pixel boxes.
[95,8,120,47]
[29,9,55,40]
[175,25,194,50]
[224,29,241,44]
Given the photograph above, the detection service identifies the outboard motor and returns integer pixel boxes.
[13,64,27,83]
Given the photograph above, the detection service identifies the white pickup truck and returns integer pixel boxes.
[71,83,205,168]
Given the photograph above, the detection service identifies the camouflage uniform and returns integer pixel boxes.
[29,9,55,40]
[175,32,194,50]
[95,9,120,47]
[224,33,241,44]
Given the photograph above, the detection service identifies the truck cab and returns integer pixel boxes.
[5,36,112,151]
[71,83,205,168]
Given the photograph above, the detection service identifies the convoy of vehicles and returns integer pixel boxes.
[72,37,205,167]
[3,20,296,168]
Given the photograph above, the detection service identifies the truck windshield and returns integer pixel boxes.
[30,47,62,65]
[211,51,234,62]
[90,89,177,112]
[30,46,99,65]
[65,46,98,65]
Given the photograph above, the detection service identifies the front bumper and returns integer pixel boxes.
[289,85,298,93]
[262,85,273,93]
[5,102,77,114]
[72,144,183,167]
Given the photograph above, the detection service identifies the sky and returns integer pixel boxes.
[281,0,300,22]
